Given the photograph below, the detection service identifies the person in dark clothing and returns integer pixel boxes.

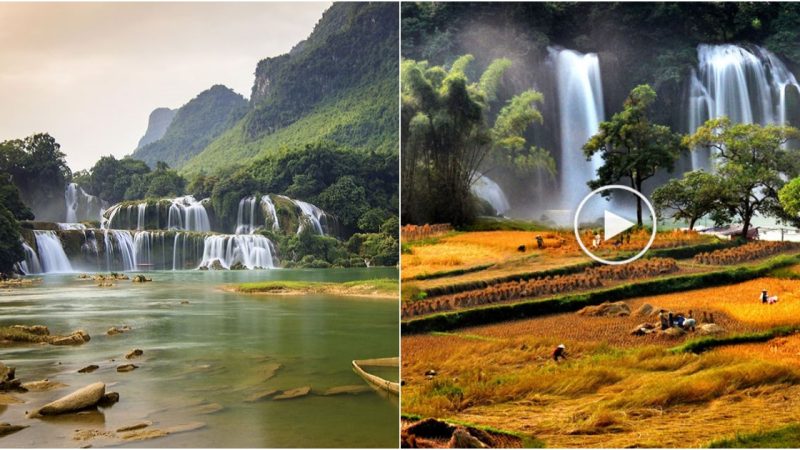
[536,235,544,249]
[761,289,768,304]
[552,344,566,361]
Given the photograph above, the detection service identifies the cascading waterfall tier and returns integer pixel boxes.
[547,47,605,212]
[471,172,510,216]
[688,44,800,170]
[198,234,277,270]
[103,196,212,232]
[64,183,104,223]
[33,231,73,273]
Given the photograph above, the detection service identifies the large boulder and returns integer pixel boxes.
[30,382,106,417]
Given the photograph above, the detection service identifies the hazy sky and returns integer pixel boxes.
[0,2,330,171]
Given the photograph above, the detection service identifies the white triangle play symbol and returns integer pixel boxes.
[604,210,634,242]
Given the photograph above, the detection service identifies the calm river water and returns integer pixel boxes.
[0,268,398,447]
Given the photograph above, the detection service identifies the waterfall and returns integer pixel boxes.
[103,230,137,271]
[33,231,73,273]
[16,241,42,275]
[235,196,259,234]
[57,223,87,231]
[688,44,800,169]
[198,235,276,270]
[471,172,510,216]
[284,197,325,235]
[136,203,147,231]
[167,196,211,232]
[548,47,605,211]
[64,182,104,223]
[261,195,280,231]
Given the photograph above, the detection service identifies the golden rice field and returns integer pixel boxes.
[715,334,800,365]
[402,333,800,447]
[402,229,712,280]
[402,275,800,447]
[632,277,800,326]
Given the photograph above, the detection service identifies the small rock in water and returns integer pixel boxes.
[323,385,372,396]
[51,330,90,346]
[180,300,190,305]
[30,382,106,417]
[107,326,131,336]
[116,421,152,433]
[78,365,99,374]
[273,386,311,400]
[164,421,206,434]
[244,389,279,403]
[98,392,119,407]
[125,349,143,360]
[11,324,49,336]
[0,423,28,437]
[116,364,138,373]
[0,362,24,392]
[22,379,67,392]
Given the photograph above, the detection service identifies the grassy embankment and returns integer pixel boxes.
[232,278,398,299]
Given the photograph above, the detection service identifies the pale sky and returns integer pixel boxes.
[0,2,331,171]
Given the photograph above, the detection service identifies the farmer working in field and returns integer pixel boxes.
[761,289,769,304]
[552,344,567,361]
[536,235,544,249]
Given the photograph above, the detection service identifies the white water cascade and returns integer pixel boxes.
[167,196,211,232]
[471,172,510,216]
[235,196,259,234]
[198,235,276,270]
[282,196,325,235]
[688,44,800,170]
[16,241,42,275]
[33,231,73,273]
[548,47,605,211]
[261,195,280,231]
[136,203,147,231]
[65,183,104,223]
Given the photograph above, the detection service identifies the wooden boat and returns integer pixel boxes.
[352,357,399,396]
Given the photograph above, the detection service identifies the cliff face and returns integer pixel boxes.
[179,2,399,175]
[246,3,398,136]
[131,85,247,169]
[136,107,176,149]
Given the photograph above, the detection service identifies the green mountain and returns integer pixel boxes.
[132,85,248,169]
[136,107,176,149]
[180,2,398,176]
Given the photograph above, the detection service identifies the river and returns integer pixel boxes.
[0,268,398,447]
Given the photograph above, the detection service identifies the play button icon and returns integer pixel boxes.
[573,185,657,265]
[604,210,635,242]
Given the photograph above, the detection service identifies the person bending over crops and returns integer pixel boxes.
[552,344,567,362]
[761,289,769,304]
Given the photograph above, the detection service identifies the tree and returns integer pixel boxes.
[651,170,731,230]
[0,173,34,221]
[685,117,800,238]
[584,85,685,226]
[0,205,24,276]
[83,156,150,204]
[0,133,71,220]
[0,176,29,275]
[187,174,218,199]
[317,175,369,229]
[402,55,550,225]
[778,177,800,226]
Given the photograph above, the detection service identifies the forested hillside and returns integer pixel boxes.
[180,2,399,175]
[131,85,247,169]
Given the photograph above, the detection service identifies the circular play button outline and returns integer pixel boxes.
[573,185,657,265]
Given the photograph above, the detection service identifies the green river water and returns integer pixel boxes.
[0,268,399,447]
